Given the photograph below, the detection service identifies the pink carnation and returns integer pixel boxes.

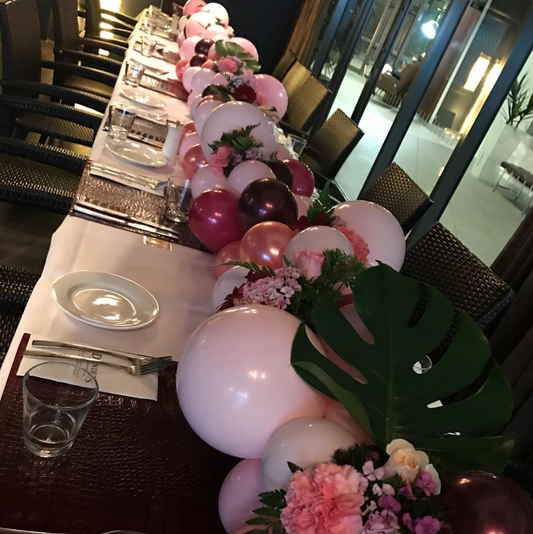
[257,90,268,106]
[335,226,370,265]
[293,250,324,279]
[217,57,239,74]
[281,463,366,534]
[209,145,234,176]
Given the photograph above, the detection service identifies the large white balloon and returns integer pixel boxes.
[182,66,202,93]
[177,305,328,458]
[334,201,406,271]
[191,68,217,95]
[262,417,357,491]
[255,74,288,118]
[324,401,374,445]
[229,37,259,60]
[194,99,223,135]
[180,36,202,62]
[227,160,276,194]
[186,11,217,37]
[285,226,354,264]
[212,266,248,311]
[201,101,277,161]
[201,2,229,27]
[191,165,227,198]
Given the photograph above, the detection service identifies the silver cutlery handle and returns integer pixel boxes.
[32,340,139,364]
[24,350,133,374]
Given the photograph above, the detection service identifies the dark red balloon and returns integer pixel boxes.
[265,160,293,189]
[284,159,315,196]
[190,54,208,67]
[189,189,245,252]
[238,178,298,231]
[195,38,214,55]
[439,471,533,534]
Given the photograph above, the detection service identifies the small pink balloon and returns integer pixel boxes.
[186,90,200,109]
[212,72,229,86]
[255,74,288,118]
[324,401,374,445]
[203,27,229,41]
[177,31,186,47]
[294,194,312,218]
[179,132,201,159]
[194,99,223,135]
[202,59,215,70]
[182,66,201,93]
[188,94,203,119]
[189,189,244,251]
[180,37,202,62]
[229,37,259,60]
[191,165,227,199]
[285,226,354,264]
[219,460,263,534]
[176,58,190,82]
[201,2,229,27]
[215,240,241,278]
[182,144,208,180]
[227,160,276,194]
[186,11,216,38]
[284,159,315,196]
[183,0,205,16]
[275,143,294,160]
[191,68,217,95]
[180,121,197,148]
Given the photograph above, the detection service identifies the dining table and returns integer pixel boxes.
[0,10,239,534]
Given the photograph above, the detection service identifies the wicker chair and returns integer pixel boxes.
[359,163,433,234]
[401,222,514,330]
[272,49,297,81]
[83,0,136,41]
[281,60,311,101]
[0,137,87,214]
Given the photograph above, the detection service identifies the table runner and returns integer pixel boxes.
[0,334,236,533]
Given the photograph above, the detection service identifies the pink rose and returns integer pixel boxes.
[334,226,370,265]
[256,90,268,106]
[209,146,234,176]
[293,250,324,279]
[217,57,239,73]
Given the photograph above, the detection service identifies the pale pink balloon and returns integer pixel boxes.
[227,160,276,194]
[255,74,288,117]
[229,37,259,60]
[203,27,229,41]
[324,401,374,445]
[188,94,203,119]
[201,102,277,161]
[177,31,186,47]
[191,68,217,95]
[182,143,208,180]
[191,165,227,199]
[334,201,406,271]
[177,305,328,458]
[212,266,248,311]
[275,143,294,160]
[219,460,263,534]
[182,66,201,92]
[180,37,202,62]
[285,226,354,264]
[187,90,200,109]
[201,2,230,27]
[186,11,216,37]
[194,99,223,135]
[212,72,229,86]
[179,132,201,159]
[233,528,252,534]
[215,240,242,278]
[183,0,205,16]
[178,16,189,33]
[294,194,312,218]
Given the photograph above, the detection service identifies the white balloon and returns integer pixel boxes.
[324,401,374,445]
[189,94,203,119]
[179,132,202,159]
[212,266,248,311]
[262,417,357,491]
[187,90,200,109]
[186,11,217,38]
[212,72,229,86]
[285,226,354,264]
[182,66,201,93]
[194,99,223,135]
[294,195,312,218]
[274,143,294,160]
[202,27,229,41]
[227,160,276,194]
[178,16,188,33]
[191,68,217,95]
[201,2,229,27]
[191,165,227,198]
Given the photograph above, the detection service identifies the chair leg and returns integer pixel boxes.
[516,179,526,200]
[493,168,505,191]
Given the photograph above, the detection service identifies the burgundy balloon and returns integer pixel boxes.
[439,471,533,534]
[189,189,245,252]
[195,38,214,55]
[182,144,207,180]
[238,178,298,231]
[265,160,293,189]
[190,53,208,67]
[284,159,315,196]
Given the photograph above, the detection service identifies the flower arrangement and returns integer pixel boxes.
[208,71,267,106]
[213,40,260,75]
[244,439,447,534]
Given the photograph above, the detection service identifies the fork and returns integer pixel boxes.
[24,350,173,376]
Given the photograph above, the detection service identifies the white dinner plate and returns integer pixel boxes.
[121,87,166,109]
[106,139,168,167]
[52,271,160,330]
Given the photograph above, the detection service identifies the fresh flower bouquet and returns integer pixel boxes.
[208,71,267,106]
[213,40,261,75]
[244,439,447,534]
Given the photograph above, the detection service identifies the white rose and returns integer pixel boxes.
[384,439,429,483]
[423,463,442,495]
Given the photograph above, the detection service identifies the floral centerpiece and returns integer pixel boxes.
[213,41,261,76]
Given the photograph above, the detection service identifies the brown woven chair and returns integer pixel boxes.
[272,49,297,80]
[359,163,432,234]
[401,222,514,331]
[281,60,311,101]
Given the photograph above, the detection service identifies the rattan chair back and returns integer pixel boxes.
[272,49,297,80]
[84,0,101,38]
[52,0,81,50]
[401,222,513,330]
[359,163,432,234]
[281,60,311,101]
[300,109,364,179]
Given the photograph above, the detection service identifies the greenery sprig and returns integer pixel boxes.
[209,124,263,154]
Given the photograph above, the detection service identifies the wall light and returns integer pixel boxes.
[422,20,439,39]
[464,54,491,91]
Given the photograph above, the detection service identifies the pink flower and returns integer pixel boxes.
[402,513,414,532]
[334,226,370,265]
[415,471,437,497]
[377,495,401,514]
[281,463,366,534]
[257,90,268,106]
[363,461,384,481]
[217,57,239,73]
[414,516,441,534]
[209,145,234,176]
[293,250,325,279]
[399,484,416,501]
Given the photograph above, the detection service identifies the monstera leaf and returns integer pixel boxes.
[291,264,514,473]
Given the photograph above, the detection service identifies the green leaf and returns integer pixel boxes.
[247,518,273,526]
[306,182,335,225]
[291,264,514,472]
[252,506,281,518]
[259,489,286,509]
[288,461,303,473]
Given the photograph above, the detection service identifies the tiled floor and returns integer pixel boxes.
[331,69,526,266]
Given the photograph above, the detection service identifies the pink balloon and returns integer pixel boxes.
[227,160,276,194]
[203,27,229,41]
[324,401,374,445]
[179,121,197,150]
[219,460,263,534]
[183,0,205,16]
[194,99,223,135]
[212,72,229,86]
[255,74,288,118]
[212,266,248,310]
[179,132,201,159]
[240,221,295,269]
[180,37,202,62]
[177,305,328,457]
[229,37,259,60]
[275,143,294,160]
[188,94,203,119]
[215,240,242,278]
[176,59,190,82]
[201,102,277,160]
[182,144,208,180]
[201,2,229,27]
[186,12,216,37]
[333,201,406,271]
[186,90,199,109]
[182,66,201,93]
[294,194,311,218]
[191,68,217,95]
[189,189,244,251]
[191,165,227,199]
[177,31,186,47]
[284,226,354,264]
[284,159,315,196]
[178,16,189,33]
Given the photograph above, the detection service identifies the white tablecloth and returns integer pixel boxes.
[0,19,217,399]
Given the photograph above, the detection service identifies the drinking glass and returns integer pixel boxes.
[144,14,158,34]
[164,178,191,223]
[124,61,145,87]
[288,133,307,157]
[141,35,157,58]
[23,361,99,458]
[108,106,136,141]
[414,355,433,374]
